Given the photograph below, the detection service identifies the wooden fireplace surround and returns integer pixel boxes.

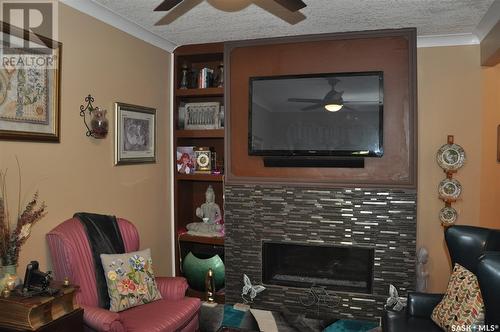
[224,28,417,188]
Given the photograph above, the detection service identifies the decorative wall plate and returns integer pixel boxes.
[438,178,462,200]
[439,206,458,225]
[436,143,466,171]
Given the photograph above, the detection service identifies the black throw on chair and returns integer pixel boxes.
[382,225,500,332]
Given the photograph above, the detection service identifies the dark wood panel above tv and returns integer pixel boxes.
[224,28,417,188]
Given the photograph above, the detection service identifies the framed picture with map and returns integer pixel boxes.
[0,22,61,142]
[115,102,156,165]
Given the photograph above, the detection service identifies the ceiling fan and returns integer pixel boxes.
[154,0,307,24]
[288,78,377,112]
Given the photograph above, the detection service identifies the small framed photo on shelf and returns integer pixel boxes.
[184,102,221,130]
[177,146,196,174]
[115,102,156,165]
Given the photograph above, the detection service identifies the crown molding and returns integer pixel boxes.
[416,33,479,48]
[61,0,484,51]
[475,0,500,41]
[61,0,177,52]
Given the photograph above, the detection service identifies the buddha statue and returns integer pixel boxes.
[186,186,223,237]
[195,185,221,224]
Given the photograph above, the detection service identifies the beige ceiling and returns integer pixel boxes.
[91,0,495,47]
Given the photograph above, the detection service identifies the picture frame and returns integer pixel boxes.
[0,22,62,142]
[176,146,195,174]
[115,102,156,165]
[184,102,221,130]
[497,125,500,163]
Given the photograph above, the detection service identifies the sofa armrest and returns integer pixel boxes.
[81,305,124,332]
[382,308,407,332]
[155,276,189,301]
[407,292,443,318]
[477,252,500,325]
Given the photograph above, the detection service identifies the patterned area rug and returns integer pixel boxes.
[323,319,379,332]
[201,304,380,332]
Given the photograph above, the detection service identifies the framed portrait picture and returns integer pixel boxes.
[0,22,61,142]
[115,102,156,165]
[176,146,195,174]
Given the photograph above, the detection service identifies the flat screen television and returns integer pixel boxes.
[248,71,384,157]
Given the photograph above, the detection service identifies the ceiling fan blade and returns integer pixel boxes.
[343,105,357,111]
[301,103,323,111]
[154,0,183,11]
[288,98,323,103]
[343,101,379,104]
[272,0,306,12]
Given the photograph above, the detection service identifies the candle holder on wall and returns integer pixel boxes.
[436,135,466,227]
[79,94,108,139]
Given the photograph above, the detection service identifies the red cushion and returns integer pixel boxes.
[119,297,200,332]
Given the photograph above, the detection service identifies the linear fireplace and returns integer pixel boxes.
[262,242,374,294]
[225,184,417,321]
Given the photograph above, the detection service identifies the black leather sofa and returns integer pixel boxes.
[382,225,500,332]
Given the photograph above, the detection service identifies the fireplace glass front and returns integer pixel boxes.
[262,242,374,294]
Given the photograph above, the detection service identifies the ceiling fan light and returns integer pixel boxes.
[325,103,343,112]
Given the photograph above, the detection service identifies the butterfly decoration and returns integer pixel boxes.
[241,274,266,303]
[385,284,406,311]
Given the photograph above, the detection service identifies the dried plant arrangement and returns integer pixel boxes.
[0,159,46,266]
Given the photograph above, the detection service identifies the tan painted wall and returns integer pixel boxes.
[0,4,173,276]
[417,45,483,292]
[480,63,500,228]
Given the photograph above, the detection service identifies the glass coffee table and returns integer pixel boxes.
[200,304,260,332]
[216,327,260,332]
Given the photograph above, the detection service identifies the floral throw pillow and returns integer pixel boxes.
[431,263,484,332]
[100,248,162,312]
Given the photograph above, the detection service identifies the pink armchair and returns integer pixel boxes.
[47,217,200,332]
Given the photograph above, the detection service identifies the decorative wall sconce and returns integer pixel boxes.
[79,94,109,139]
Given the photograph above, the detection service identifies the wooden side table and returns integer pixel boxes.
[0,308,83,332]
[0,283,81,331]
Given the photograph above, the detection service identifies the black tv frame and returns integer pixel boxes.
[248,71,384,158]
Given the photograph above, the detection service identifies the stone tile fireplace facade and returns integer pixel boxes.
[224,184,417,321]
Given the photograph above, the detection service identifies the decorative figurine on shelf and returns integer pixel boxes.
[416,247,429,292]
[216,63,224,88]
[196,185,222,224]
[180,64,189,89]
[186,186,224,237]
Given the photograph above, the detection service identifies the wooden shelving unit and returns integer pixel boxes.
[176,173,223,182]
[176,129,225,138]
[173,43,225,303]
[179,233,225,246]
[176,87,224,97]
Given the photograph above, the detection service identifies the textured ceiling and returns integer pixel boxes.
[92,0,494,47]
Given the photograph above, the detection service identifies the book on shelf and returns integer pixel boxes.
[198,67,214,89]
[0,284,78,331]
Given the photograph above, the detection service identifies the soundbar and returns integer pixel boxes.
[263,156,365,168]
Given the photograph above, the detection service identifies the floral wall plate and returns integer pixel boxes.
[436,143,466,171]
[438,178,462,200]
[439,206,458,225]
